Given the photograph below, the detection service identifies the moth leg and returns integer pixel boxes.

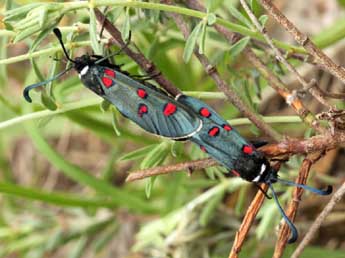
[250,140,268,148]
[255,184,272,199]
[131,71,161,82]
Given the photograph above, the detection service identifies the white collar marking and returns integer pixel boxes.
[260,163,266,175]
[79,66,89,78]
[252,175,261,182]
[252,164,267,183]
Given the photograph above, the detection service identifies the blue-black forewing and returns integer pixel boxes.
[96,68,202,139]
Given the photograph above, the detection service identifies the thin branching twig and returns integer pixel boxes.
[239,0,332,109]
[185,0,323,133]
[94,9,181,97]
[273,153,323,258]
[290,181,345,258]
[161,0,282,141]
[228,184,269,258]
[258,0,345,87]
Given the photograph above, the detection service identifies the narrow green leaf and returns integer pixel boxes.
[228,5,253,29]
[206,13,217,25]
[199,189,225,226]
[121,7,131,41]
[100,99,111,112]
[198,21,207,54]
[250,0,262,16]
[92,222,118,253]
[206,0,224,12]
[41,91,57,111]
[89,8,103,55]
[38,6,48,29]
[4,4,41,21]
[111,107,121,136]
[140,142,169,169]
[145,176,156,199]
[30,58,45,82]
[259,14,268,26]
[119,144,158,161]
[229,36,250,60]
[183,22,203,63]
[68,236,88,258]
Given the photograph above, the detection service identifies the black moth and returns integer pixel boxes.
[24,28,332,243]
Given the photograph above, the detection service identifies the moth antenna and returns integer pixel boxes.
[277,178,332,196]
[53,28,76,63]
[95,31,132,65]
[269,184,298,244]
[23,67,72,102]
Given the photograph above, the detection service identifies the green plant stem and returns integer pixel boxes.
[62,1,345,53]
[0,181,119,208]
[0,40,101,65]
[2,3,344,65]
[0,98,101,130]
[0,30,16,37]
[1,95,302,131]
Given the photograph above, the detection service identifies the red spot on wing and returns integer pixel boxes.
[138,104,148,117]
[163,103,177,116]
[242,145,253,154]
[104,69,116,78]
[200,145,207,153]
[199,107,211,118]
[102,77,113,88]
[208,126,220,137]
[231,170,240,177]
[222,124,232,131]
[137,88,148,99]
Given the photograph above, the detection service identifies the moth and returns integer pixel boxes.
[24,28,332,243]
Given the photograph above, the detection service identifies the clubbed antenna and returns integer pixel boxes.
[269,184,298,243]
[53,28,75,63]
[277,178,332,195]
[23,67,72,102]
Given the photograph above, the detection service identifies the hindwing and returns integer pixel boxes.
[177,95,265,180]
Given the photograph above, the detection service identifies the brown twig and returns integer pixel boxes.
[161,0,282,141]
[126,158,216,182]
[244,50,324,133]
[186,0,318,65]
[239,0,332,109]
[94,8,181,97]
[125,132,339,182]
[273,153,323,258]
[258,0,345,86]
[185,0,323,133]
[291,181,345,258]
[228,184,269,258]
